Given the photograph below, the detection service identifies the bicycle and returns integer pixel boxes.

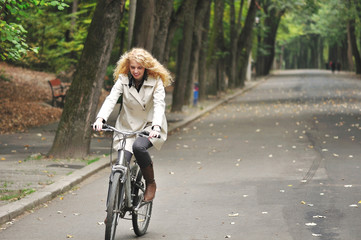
[92,124,155,239]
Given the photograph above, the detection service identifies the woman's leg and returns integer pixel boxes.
[132,137,153,168]
[132,137,156,202]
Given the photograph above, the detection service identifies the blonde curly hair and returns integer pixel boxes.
[113,48,173,87]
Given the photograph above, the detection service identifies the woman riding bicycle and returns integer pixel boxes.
[93,48,173,202]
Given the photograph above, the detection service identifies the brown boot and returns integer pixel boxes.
[141,164,157,202]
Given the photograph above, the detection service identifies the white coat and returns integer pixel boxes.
[96,74,167,153]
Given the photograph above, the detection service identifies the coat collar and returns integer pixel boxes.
[118,74,158,109]
[119,73,157,87]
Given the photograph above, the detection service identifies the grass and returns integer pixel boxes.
[0,188,36,201]
[86,157,100,165]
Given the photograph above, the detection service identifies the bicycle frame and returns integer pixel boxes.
[105,125,147,216]
[93,123,154,238]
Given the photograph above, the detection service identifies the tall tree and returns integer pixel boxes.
[185,0,211,105]
[131,0,156,51]
[171,0,198,112]
[256,0,286,76]
[128,0,137,49]
[213,0,226,93]
[348,18,361,74]
[198,1,211,102]
[349,0,361,74]
[163,2,187,65]
[237,0,258,87]
[49,0,126,158]
[229,0,245,88]
[152,0,173,63]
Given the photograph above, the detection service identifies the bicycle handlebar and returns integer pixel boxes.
[91,123,160,138]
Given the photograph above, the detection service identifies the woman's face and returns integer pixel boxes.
[129,59,145,81]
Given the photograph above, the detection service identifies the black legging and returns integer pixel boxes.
[124,136,153,169]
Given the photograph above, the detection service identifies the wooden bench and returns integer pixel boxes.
[48,78,70,108]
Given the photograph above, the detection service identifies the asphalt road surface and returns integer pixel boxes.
[1,70,360,240]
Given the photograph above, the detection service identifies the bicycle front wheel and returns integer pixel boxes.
[105,172,124,240]
[131,170,153,236]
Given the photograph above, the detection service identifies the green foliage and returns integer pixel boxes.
[277,14,305,45]
[0,0,69,61]
[267,0,305,12]
[8,1,97,73]
[310,0,347,45]
[275,0,361,70]
[277,0,357,47]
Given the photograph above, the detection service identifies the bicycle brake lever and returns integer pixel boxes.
[140,131,161,138]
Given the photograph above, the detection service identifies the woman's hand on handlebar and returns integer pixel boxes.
[149,125,161,138]
[93,118,104,131]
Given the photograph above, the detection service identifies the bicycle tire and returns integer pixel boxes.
[131,170,153,236]
[105,172,124,240]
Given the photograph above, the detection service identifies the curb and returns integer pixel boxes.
[0,156,110,225]
[0,79,265,226]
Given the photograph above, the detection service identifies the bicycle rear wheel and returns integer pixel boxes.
[131,170,153,236]
[105,172,124,240]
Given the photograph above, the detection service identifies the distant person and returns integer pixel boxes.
[325,62,329,70]
[93,48,173,202]
[330,61,336,73]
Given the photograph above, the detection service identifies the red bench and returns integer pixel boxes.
[48,78,70,108]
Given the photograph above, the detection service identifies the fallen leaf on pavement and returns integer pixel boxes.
[228,213,239,217]
[312,233,322,237]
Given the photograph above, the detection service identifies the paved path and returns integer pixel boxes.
[1,69,360,239]
[0,79,262,225]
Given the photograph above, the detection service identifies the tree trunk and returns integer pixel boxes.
[309,34,319,68]
[119,27,126,54]
[128,0,137,49]
[256,3,285,76]
[49,0,125,158]
[70,0,78,39]
[152,0,173,64]
[163,3,186,65]
[132,0,156,51]
[228,0,245,88]
[171,0,198,112]
[229,0,236,88]
[340,36,349,71]
[214,0,226,93]
[198,2,211,102]
[347,19,361,74]
[347,22,355,71]
[237,0,257,87]
[184,0,211,105]
[319,37,324,69]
